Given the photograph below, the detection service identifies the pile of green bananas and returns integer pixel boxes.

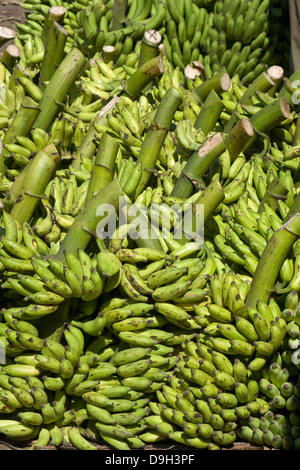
[0,0,300,452]
[15,0,290,82]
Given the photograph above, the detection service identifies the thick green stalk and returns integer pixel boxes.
[0,27,16,48]
[225,65,284,133]
[132,86,182,199]
[7,63,28,93]
[278,68,300,106]
[40,5,66,45]
[137,30,162,68]
[72,56,164,171]
[177,180,225,245]
[102,45,116,64]
[246,194,300,308]
[171,133,224,200]
[137,30,161,92]
[2,162,32,212]
[242,65,284,104]
[38,21,68,90]
[72,95,120,171]
[196,180,225,222]
[171,117,254,200]
[244,97,290,151]
[267,65,285,96]
[224,116,254,160]
[85,132,119,201]
[111,0,128,30]
[194,89,224,135]
[0,96,40,172]
[33,48,87,132]
[54,179,124,261]
[258,177,289,213]
[0,44,20,69]
[191,73,231,104]
[123,55,164,99]
[2,96,40,145]
[9,144,61,225]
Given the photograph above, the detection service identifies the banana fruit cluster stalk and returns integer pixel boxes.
[0,0,299,453]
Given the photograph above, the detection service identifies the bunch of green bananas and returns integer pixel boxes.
[237,407,300,449]
[0,0,300,452]
[14,0,290,82]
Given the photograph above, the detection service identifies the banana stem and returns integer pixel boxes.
[177,180,225,245]
[3,163,32,212]
[138,30,162,68]
[102,45,116,63]
[85,132,119,201]
[137,30,162,92]
[0,96,40,173]
[278,67,300,106]
[123,55,164,99]
[2,96,40,145]
[225,66,284,133]
[33,48,87,132]
[0,27,16,48]
[191,72,231,104]
[72,56,164,171]
[267,65,285,96]
[40,6,66,45]
[171,133,224,200]
[246,194,300,308]
[0,44,20,69]
[7,63,28,92]
[244,97,291,151]
[72,94,120,170]
[194,89,224,135]
[54,178,124,261]
[224,117,254,160]
[132,86,182,199]
[126,201,164,252]
[9,144,61,225]
[243,66,284,104]
[171,118,254,200]
[38,21,68,90]
[111,0,127,30]
[258,176,289,213]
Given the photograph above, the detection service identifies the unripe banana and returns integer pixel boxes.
[1,363,40,378]
[87,363,118,380]
[211,350,234,376]
[111,346,152,366]
[212,369,235,391]
[68,426,98,450]
[71,312,106,336]
[0,423,39,441]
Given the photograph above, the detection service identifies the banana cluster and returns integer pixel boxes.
[213,0,270,45]
[74,0,166,60]
[0,85,21,134]
[163,0,213,72]
[0,0,299,453]
[0,242,108,306]
[237,407,300,449]
[15,0,290,83]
